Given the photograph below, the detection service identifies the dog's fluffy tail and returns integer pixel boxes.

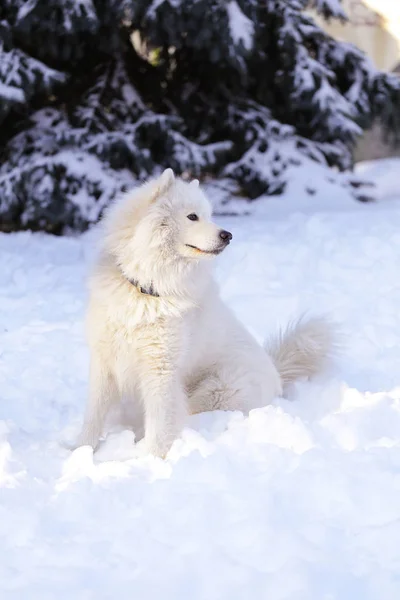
[265,316,337,390]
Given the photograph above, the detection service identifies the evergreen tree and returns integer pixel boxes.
[1,0,399,232]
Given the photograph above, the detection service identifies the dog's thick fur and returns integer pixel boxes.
[77,169,335,457]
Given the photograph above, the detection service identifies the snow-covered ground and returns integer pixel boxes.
[1,159,400,599]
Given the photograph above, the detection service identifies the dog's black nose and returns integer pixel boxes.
[219,230,232,242]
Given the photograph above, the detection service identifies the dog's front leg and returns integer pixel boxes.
[138,370,186,458]
[136,325,186,458]
[77,353,118,450]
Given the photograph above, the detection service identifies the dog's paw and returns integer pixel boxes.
[74,428,100,452]
[142,436,172,459]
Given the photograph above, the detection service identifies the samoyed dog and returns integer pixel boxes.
[77,169,334,457]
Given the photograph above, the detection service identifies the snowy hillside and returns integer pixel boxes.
[1,159,400,599]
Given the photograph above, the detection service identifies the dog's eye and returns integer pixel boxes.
[187,213,199,221]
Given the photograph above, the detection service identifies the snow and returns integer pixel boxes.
[226,1,254,51]
[0,81,25,103]
[355,158,400,201]
[308,0,348,21]
[218,141,372,216]
[16,0,37,21]
[1,159,400,598]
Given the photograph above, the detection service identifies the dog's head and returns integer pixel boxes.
[155,169,232,260]
[101,170,231,295]
[104,168,231,261]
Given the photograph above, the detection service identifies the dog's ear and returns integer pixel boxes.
[190,179,199,188]
[158,168,175,194]
[150,168,175,204]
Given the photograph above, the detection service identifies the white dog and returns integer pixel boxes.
[77,169,335,457]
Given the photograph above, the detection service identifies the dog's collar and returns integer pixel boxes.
[127,277,159,297]
[116,263,159,297]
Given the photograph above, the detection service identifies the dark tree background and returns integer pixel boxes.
[1,0,399,233]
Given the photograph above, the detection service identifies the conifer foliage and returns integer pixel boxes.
[1,0,399,232]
